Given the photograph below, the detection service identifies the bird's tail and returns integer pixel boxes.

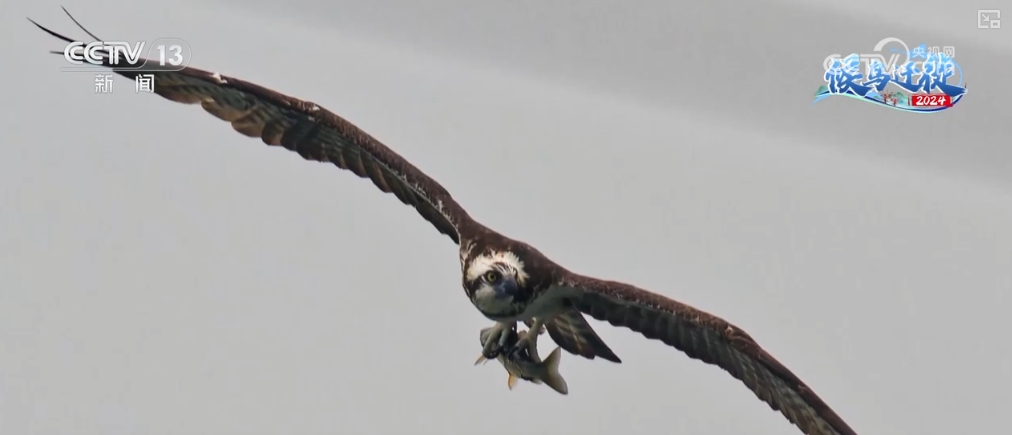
[540,347,569,395]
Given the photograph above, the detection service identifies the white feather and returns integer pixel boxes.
[465,250,529,285]
[473,284,516,313]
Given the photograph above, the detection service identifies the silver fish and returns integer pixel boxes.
[475,325,568,395]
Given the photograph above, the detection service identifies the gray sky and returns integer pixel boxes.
[2,1,1011,434]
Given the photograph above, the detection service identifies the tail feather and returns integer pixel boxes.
[540,347,569,395]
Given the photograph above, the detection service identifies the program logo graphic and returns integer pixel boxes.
[61,38,191,72]
[812,37,967,113]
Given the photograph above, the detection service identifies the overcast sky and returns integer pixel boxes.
[2,1,1011,434]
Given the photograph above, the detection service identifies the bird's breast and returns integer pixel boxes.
[472,286,569,322]
[519,288,569,319]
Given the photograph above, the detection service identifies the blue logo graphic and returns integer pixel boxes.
[813,38,966,113]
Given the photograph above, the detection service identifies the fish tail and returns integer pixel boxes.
[541,347,569,395]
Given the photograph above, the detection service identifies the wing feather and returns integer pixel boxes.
[560,273,857,435]
[31,15,474,245]
[525,308,621,363]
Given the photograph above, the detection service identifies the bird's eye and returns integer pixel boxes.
[484,271,500,282]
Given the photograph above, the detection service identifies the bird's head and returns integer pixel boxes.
[463,250,531,318]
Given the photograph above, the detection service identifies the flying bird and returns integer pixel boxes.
[30,10,858,435]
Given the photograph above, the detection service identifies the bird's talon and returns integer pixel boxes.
[481,340,501,359]
[480,322,513,359]
[482,346,501,359]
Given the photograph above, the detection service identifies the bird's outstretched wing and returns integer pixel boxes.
[29,10,474,244]
[525,308,621,363]
[557,272,857,435]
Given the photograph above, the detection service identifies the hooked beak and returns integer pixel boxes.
[491,276,519,299]
[472,274,521,314]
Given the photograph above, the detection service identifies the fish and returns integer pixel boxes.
[475,324,569,395]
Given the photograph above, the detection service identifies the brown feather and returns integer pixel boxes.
[526,308,621,363]
[30,19,474,245]
[560,273,857,435]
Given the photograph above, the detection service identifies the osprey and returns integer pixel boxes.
[31,10,858,435]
